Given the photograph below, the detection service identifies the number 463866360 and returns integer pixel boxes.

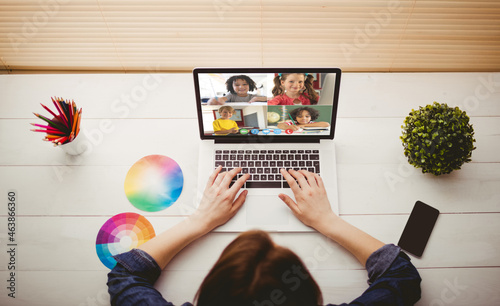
[7,191,16,242]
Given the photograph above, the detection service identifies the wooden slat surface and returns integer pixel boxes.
[0,72,499,305]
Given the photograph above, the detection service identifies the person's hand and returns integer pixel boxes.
[279,169,338,231]
[248,96,267,103]
[191,166,250,232]
[207,97,226,105]
[288,125,301,131]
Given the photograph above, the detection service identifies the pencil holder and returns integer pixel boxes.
[31,97,84,154]
[58,130,88,155]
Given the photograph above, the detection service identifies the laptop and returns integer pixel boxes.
[194,68,341,232]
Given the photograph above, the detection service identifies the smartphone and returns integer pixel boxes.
[398,201,440,257]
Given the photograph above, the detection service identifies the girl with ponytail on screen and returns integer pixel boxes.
[268,73,319,106]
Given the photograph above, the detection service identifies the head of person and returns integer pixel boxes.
[218,106,235,119]
[280,73,306,94]
[289,107,319,125]
[195,230,323,306]
[226,75,257,96]
[272,73,319,104]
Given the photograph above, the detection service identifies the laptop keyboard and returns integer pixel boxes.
[214,149,320,188]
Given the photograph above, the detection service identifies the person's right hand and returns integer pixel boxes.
[191,166,249,232]
[279,169,338,232]
[207,97,226,105]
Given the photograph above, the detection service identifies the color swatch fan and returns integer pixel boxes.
[96,212,156,269]
[124,155,184,212]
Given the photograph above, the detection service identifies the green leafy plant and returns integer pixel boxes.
[401,102,476,175]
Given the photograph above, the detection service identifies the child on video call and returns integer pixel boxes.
[207,75,267,105]
[268,73,319,105]
[213,106,239,135]
[277,107,330,131]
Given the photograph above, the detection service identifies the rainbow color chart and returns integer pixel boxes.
[124,155,184,212]
[95,212,156,269]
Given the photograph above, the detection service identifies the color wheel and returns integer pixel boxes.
[124,155,184,212]
[96,212,156,269]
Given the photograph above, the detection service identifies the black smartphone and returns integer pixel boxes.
[398,201,440,257]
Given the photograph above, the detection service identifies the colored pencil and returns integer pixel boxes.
[71,109,78,136]
[59,98,70,127]
[54,135,69,145]
[31,128,66,134]
[51,97,69,127]
[33,112,68,132]
[31,123,60,130]
[45,135,61,140]
[75,109,82,136]
[31,123,61,130]
[68,100,74,126]
[40,103,59,119]
[32,97,82,146]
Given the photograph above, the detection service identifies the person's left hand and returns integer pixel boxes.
[190,166,249,231]
[279,169,336,232]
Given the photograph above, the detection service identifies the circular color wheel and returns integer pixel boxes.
[124,155,184,212]
[95,212,156,269]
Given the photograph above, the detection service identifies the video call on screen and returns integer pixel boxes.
[198,72,336,136]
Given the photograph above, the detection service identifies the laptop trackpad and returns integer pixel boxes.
[246,195,290,225]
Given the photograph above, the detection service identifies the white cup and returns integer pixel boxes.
[59,132,88,155]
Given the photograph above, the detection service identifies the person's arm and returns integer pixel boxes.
[248,95,268,103]
[267,95,282,105]
[108,167,250,305]
[277,121,297,130]
[279,169,383,266]
[207,96,227,105]
[298,121,330,128]
[277,121,288,130]
[138,167,249,269]
[214,128,238,135]
[279,169,421,305]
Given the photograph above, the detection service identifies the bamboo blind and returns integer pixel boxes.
[1,0,499,73]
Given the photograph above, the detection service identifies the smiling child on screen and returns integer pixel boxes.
[213,106,239,135]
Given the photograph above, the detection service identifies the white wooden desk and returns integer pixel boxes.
[1,72,499,305]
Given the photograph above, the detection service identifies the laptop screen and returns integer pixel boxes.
[194,68,341,142]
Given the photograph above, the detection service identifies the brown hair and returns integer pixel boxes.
[218,105,235,114]
[272,73,319,105]
[290,107,320,121]
[195,230,323,306]
[226,75,258,94]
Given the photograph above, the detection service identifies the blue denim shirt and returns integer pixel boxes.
[107,244,421,305]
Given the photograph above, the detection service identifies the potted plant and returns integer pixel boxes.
[400,102,476,175]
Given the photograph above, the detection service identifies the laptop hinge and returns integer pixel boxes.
[213,137,321,144]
